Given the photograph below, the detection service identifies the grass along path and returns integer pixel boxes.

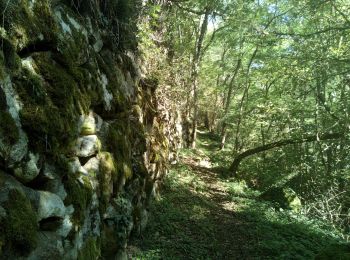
[128,131,346,259]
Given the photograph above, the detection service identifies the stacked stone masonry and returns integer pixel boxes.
[0,1,180,259]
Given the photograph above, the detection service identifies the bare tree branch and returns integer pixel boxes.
[229,132,345,176]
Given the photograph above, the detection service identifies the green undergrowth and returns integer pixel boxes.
[195,130,234,176]
[131,161,345,259]
[129,163,221,259]
[129,129,348,259]
[229,196,345,259]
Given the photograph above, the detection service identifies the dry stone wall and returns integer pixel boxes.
[0,1,178,258]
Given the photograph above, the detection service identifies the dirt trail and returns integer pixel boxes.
[181,156,255,259]
[129,152,256,259]
[129,133,347,259]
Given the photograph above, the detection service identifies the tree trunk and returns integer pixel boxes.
[229,132,344,176]
[190,7,210,148]
[220,59,241,149]
[233,81,250,151]
[220,128,227,150]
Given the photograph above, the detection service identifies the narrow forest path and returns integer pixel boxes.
[173,155,255,259]
[128,148,255,259]
[128,131,344,259]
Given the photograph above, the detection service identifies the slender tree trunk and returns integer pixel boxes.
[185,84,191,119]
[231,47,258,151]
[211,90,219,133]
[190,7,210,148]
[191,66,199,148]
[229,132,344,176]
[233,81,250,151]
[220,126,227,149]
[220,59,241,149]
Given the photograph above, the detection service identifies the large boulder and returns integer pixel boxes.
[13,153,40,183]
[36,191,66,221]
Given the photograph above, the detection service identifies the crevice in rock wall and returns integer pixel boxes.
[17,40,58,58]
[39,216,63,231]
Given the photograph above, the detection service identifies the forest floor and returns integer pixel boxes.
[128,130,345,259]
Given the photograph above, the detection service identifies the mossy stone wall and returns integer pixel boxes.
[0,0,178,258]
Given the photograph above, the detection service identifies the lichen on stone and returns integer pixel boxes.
[99,73,113,111]
[80,114,96,136]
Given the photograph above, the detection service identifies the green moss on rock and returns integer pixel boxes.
[96,51,127,108]
[99,152,117,178]
[0,110,19,145]
[0,235,4,256]
[3,189,38,256]
[77,236,100,260]
[0,38,21,71]
[1,0,58,50]
[99,152,116,207]
[14,53,91,154]
[81,121,96,136]
[106,121,134,182]
[34,53,90,114]
[64,173,93,224]
[32,0,59,42]
[123,162,133,180]
[0,53,5,80]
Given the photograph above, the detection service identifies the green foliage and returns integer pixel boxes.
[138,0,350,257]
[260,187,302,212]
[225,180,260,198]
[3,189,38,256]
[131,147,345,259]
[315,243,350,260]
[192,0,350,237]
[129,130,345,258]
[228,196,344,259]
[130,162,219,259]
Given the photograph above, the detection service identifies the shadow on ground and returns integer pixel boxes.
[128,160,343,259]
